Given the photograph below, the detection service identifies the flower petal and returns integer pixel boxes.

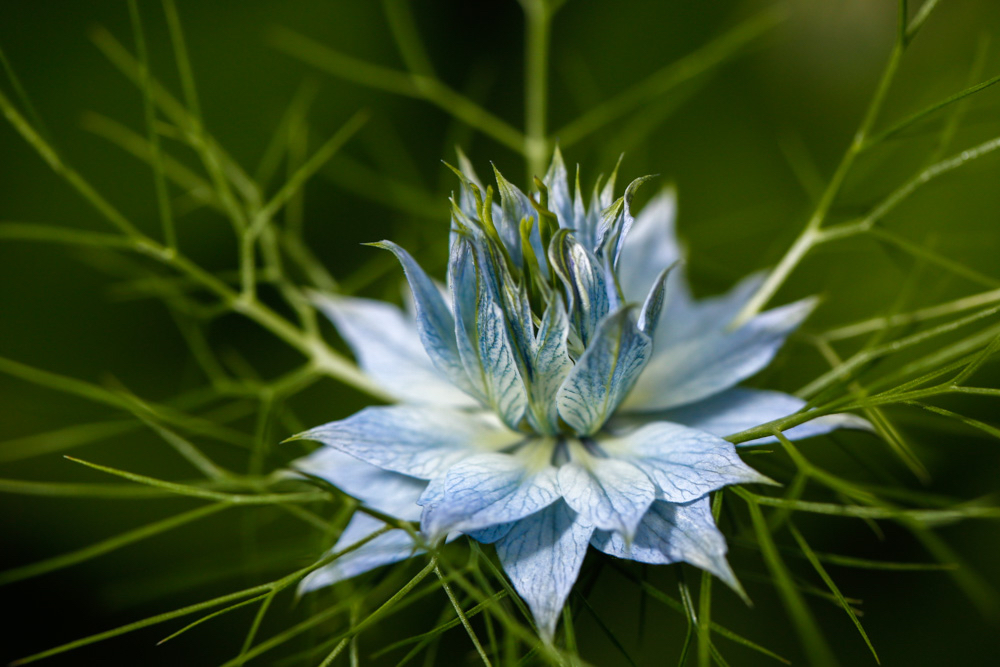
[634,387,873,445]
[299,513,420,593]
[600,421,771,503]
[624,297,817,412]
[615,188,681,304]
[495,501,594,642]
[543,147,573,228]
[292,447,425,521]
[527,296,573,435]
[493,165,540,269]
[296,406,521,480]
[312,295,474,406]
[549,231,612,350]
[450,238,529,426]
[557,456,655,538]
[591,497,742,594]
[418,451,561,540]
[374,240,479,398]
[557,307,652,436]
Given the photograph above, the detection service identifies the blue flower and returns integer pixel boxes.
[292,151,864,641]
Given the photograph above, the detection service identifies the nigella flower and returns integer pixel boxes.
[292,151,863,640]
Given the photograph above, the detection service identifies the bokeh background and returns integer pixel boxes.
[2,0,1000,664]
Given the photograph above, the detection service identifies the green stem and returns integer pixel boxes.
[733,14,907,325]
[523,0,551,178]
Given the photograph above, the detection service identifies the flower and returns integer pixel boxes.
[292,150,864,641]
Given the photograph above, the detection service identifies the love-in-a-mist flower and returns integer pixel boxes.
[292,151,862,640]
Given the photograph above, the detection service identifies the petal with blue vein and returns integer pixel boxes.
[637,265,674,338]
[312,294,474,406]
[495,501,594,642]
[543,147,574,227]
[624,297,817,412]
[373,241,478,397]
[557,455,655,538]
[548,232,611,349]
[557,307,652,436]
[492,165,538,268]
[527,296,573,435]
[418,451,561,541]
[297,406,521,480]
[450,238,490,402]
[292,447,426,521]
[600,421,772,503]
[591,497,742,595]
[467,522,514,544]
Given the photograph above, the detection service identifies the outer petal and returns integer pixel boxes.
[296,406,522,480]
[495,501,594,642]
[600,421,771,503]
[631,387,873,445]
[374,241,478,398]
[615,188,681,304]
[292,447,425,521]
[624,297,817,412]
[592,497,742,594]
[557,457,655,538]
[418,451,561,540]
[313,295,474,406]
[557,307,652,435]
[299,513,420,593]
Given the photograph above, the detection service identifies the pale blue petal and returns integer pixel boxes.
[450,238,490,402]
[418,451,561,540]
[557,307,652,436]
[374,240,478,397]
[492,165,539,268]
[632,387,873,445]
[527,296,573,435]
[543,147,573,227]
[292,447,425,521]
[600,421,772,503]
[637,265,674,338]
[656,271,763,347]
[495,501,594,642]
[606,176,656,267]
[297,406,521,480]
[549,231,611,349]
[591,497,742,594]
[299,513,421,593]
[615,188,681,304]
[467,522,514,544]
[312,294,474,406]
[557,457,655,538]
[468,242,531,428]
[624,297,817,412]
[456,148,486,220]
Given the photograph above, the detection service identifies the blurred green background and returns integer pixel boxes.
[2,0,1000,664]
